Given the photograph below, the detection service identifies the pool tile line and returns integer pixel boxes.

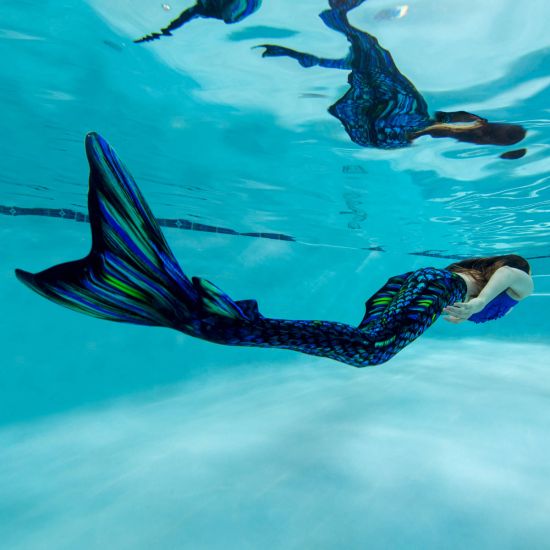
[1,205,547,260]
[0,204,295,242]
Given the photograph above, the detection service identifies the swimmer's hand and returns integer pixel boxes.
[443,315,466,324]
[443,297,486,320]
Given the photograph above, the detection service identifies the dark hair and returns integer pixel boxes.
[446,254,530,295]
[474,123,526,146]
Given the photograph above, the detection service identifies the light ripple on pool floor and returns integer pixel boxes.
[1,340,550,549]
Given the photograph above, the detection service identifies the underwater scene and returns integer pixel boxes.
[1,0,550,548]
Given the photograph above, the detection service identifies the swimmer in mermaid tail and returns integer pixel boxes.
[258,0,526,155]
[135,0,262,43]
[16,134,533,367]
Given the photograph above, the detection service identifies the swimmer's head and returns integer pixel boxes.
[447,254,530,274]
[446,254,531,293]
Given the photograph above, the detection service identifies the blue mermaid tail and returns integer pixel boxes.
[15,133,252,333]
[16,134,466,367]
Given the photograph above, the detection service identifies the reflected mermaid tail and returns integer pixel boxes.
[257,4,429,149]
[135,0,262,43]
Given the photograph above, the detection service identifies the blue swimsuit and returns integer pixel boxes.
[468,292,519,324]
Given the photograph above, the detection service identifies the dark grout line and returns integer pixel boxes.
[0,204,294,242]
[1,205,549,260]
[408,250,550,261]
[408,251,472,261]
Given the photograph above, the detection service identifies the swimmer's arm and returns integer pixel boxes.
[444,267,533,319]
[258,45,351,70]
[477,266,534,302]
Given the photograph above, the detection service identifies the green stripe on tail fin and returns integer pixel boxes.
[16,133,201,330]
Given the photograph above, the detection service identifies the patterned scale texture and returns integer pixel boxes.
[197,268,467,367]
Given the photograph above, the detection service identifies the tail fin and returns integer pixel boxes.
[15,133,205,330]
[134,6,200,43]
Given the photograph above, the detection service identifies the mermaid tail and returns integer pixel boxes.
[359,269,466,344]
[15,133,250,333]
[359,273,409,329]
[15,134,466,368]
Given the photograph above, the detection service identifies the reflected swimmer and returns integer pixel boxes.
[16,135,534,368]
[135,0,262,43]
[259,0,526,153]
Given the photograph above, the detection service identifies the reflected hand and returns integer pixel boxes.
[256,45,317,67]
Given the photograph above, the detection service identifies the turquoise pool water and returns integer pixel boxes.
[1,1,549,548]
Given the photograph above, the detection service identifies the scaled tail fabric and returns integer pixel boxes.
[16,134,466,367]
[16,133,205,333]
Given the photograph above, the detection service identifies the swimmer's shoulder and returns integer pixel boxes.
[501,266,533,301]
